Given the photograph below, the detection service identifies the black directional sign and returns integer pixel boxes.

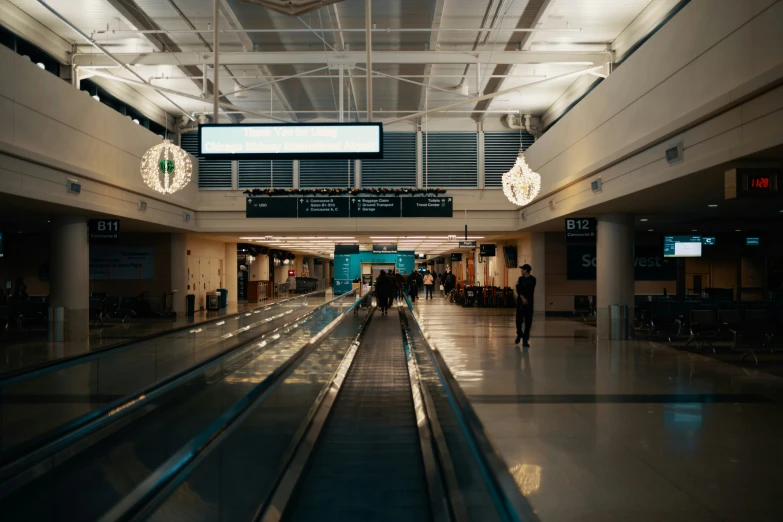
[565,218,597,243]
[458,241,476,248]
[246,198,297,218]
[400,197,453,218]
[350,197,401,217]
[298,197,350,218]
[372,244,397,254]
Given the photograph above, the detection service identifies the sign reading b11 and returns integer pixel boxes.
[565,218,596,243]
[88,219,120,242]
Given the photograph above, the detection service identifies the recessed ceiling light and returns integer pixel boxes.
[36,62,45,69]
[735,229,741,232]
[708,204,718,208]
[640,218,648,222]
[692,229,698,232]
[648,229,654,232]
[92,94,100,101]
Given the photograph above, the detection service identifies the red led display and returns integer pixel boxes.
[749,176,770,190]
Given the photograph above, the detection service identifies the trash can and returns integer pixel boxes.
[608,305,629,340]
[207,292,220,312]
[217,288,228,309]
[186,294,196,317]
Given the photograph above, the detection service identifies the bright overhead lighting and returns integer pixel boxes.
[692,229,698,232]
[648,229,654,232]
[735,229,741,232]
[640,218,648,222]
[708,204,718,208]
[132,118,140,124]
[92,94,100,101]
[326,237,356,239]
[369,237,398,239]
[36,62,45,69]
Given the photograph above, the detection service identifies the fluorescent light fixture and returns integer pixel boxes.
[369,237,398,239]
[692,229,698,232]
[648,229,654,232]
[735,229,741,232]
[708,204,718,208]
[640,218,648,222]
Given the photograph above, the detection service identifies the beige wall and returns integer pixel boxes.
[526,0,783,198]
[0,45,198,232]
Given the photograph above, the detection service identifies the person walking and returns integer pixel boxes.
[376,270,391,315]
[515,264,537,348]
[408,272,419,302]
[423,271,435,300]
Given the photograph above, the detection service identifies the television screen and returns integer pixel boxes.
[502,245,517,268]
[746,237,760,246]
[664,236,702,257]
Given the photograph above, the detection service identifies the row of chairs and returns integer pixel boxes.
[0,296,49,332]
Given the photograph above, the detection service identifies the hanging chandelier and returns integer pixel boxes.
[502,153,541,207]
[139,139,192,195]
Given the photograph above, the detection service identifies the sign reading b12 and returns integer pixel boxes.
[565,218,596,243]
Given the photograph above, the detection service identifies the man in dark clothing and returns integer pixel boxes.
[515,264,537,348]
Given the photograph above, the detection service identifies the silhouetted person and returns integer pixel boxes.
[515,264,536,348]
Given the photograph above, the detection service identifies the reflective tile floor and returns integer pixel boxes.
[414,295,783,522]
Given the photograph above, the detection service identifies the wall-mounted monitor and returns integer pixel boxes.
[746,237,760,246]
[702,237,716,246]
[664,236,702,257]
[199,123,383,160]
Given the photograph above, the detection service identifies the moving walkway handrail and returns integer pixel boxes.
[403,297,539,522]
[0,290,325,386]
[97,292,369,522]
[0,291,354,497]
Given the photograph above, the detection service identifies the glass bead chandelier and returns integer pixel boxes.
[140,139,192,195]
[502,153,541,207]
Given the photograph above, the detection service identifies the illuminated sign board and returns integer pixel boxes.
[199,123,383,160]
[664,236,702,258]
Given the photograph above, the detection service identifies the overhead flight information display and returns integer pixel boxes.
[199,123,383,160]
[664,236,702,258]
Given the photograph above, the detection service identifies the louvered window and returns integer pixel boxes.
[422,132,477,188]
[299,159,355,188]
[238,160,294,188]
[484,131,535,188]
[180,132,232,190]
[360,132,416,188]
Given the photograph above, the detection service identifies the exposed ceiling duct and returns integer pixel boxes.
[240,0,346,16]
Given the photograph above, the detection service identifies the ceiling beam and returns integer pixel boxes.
[471,0,556,121]
[217,0,298,121]
[73,50,609,67]
[328,3,360,122]
[418,0,446,112]
[105,0,242,122]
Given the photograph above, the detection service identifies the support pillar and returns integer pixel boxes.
[49,216,89,341]
[171,233,188,316]
[530,233,546,315]
[225,242,237,305]
[596,214,635,337]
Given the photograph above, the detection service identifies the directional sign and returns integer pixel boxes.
[458,241,476,248]
[298,197,350,218]
[565,218,597,243]
[246,198,297,218]
[401,197,453,218]
[372,244,397,254]
[88,219,120,242]
[350,197,400,217]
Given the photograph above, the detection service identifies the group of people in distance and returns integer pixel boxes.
[374,268,458,315]
[371,263,537,350]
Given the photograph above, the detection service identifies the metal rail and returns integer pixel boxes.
[0,290,324,386]
[0,291,350,498]
[97,293,369,522]
[403,297,540,522]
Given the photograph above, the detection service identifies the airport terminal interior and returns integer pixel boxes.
[1,0,783,520]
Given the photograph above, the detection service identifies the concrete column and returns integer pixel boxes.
[49,216,89,341]
[224,242,237,304]
[171,233,188,316]
[596,214,635,337]
[313,259,324,289]
[530,233,546,314]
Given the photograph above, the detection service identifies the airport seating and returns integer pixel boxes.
[295,277,319,293]
[574,296,594,322]
[686,310,721,351]
[649,302,681,341]
[89,298,105,327]
[731,309,772,363]
[717,309,743,340]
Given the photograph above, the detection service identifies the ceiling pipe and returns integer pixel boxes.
[365,0,372,122]
[384,65,603,125]
[36,0,193,121]
[86,69,292,122]
[108,27,582,35]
